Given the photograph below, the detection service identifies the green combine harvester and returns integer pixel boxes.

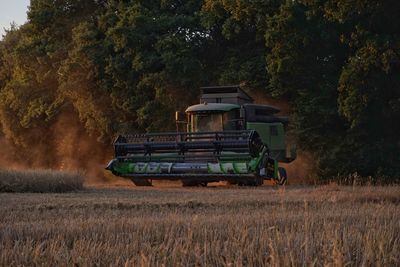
[106,86,296,186]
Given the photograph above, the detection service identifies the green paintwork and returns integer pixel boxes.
[207,162,249,174]
[246,122,288,162]
[108,116,283,178]
[109,147,268,176]
[112,162,134,174]
[273,160,279,179]
[247,147,266,171]
[185,103,240,113]
[246,122,285,150]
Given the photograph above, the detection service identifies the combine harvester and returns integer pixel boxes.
[106,86,296,186]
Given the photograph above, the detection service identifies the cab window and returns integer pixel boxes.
[223,109,241,130]
[192,113,223,132]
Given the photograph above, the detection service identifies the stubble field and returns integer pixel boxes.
[0,184,399,266]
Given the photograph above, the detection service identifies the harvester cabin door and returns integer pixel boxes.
[269,124,285,151]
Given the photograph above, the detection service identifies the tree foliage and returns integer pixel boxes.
[265,0,400,178]
[0,0,399,178]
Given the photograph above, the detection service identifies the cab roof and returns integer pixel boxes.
[185,103,240,113]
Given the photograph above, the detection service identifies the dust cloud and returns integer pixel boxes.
[0,137,27,169]
[281,152,315,184]
[0,110,112,184]
[51,112,111,183]
[248,90,290,115]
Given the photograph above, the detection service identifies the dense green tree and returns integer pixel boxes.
[265,1,350,176]
[327,0,400,176]
[0,0,105,166]
[0,0,398,179]
[201,0,280,89]
[265,0,400,178]
[59,0,210,136]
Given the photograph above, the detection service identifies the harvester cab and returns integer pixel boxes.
[106,85,296,186]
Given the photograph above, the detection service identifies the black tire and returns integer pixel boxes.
[238,177,264,186]
[182,180,208,187]
[130,178,152,186]
[199,182,208,187]
[276,167,287,185]
[255,176,264,186]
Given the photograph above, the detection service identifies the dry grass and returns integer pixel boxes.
[0,185,399,266]
[0,169,83,193]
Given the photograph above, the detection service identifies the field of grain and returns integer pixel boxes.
[1,185,399,266]
[0,169,83,193]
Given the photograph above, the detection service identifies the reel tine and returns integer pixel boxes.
[114,130,262,162]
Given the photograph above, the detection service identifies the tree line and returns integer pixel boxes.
[0,0,399,180]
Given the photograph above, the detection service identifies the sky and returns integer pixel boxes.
[0,0,30,38]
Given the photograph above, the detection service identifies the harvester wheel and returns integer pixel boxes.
[276,167,287,185]
[130,178,152,186]
[199,182,208,187]
[182,180,208,187]
[238,177,263,186]
[255,177,264,186]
